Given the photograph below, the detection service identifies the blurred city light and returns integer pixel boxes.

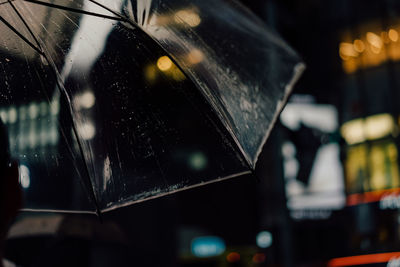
[339,42,359,60]
[80,91,95,109]
[144,65,157,82]
[380,192,400,210]
[49,124,58,146]
[188,151,208,171]
[388,257,400,267]
[19,106,26,121]
[0,109,7,123]
[345,139,399,206]
[174,9,201,27]
[28,125,37,149]
[340,119,365,145]
[252,253,266,263]
[280,102,338,132]
[0,102,61,151]
[50,101,60,115]
[389,29,399,42]
[381,31,390,44]
[73,91,96,110]
[226,252,241,263]
[328,252,400,267]
[256,231,273,248]
[78,122,96,140]
[340,25,400,73]
[365,114,395,140]
[19,164,30,189]
[39,102,47,117]
[147,58,186,82]
[280,102,345,213]
[341,114,395,145]
[171,67,186,81]
[353,39,365,53]
[366,32,383,53]
[191,236,226,258]
[28,103,39,119]
[367,31,382,49]
[187,49,204,65]
[157,56,173,71]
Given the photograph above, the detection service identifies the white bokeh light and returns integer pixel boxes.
[19,164,31,189]
[256,231,273,248]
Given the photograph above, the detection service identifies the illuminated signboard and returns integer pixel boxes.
[280,101,345,219]
[341,113,400,207]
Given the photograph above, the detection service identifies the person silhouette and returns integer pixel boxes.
[0,119,21,267]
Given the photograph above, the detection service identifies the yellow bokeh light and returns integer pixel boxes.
[340,114,394,145]
[174,9,201,27]
[345,144,368,193]
[157,56,173,71]
[389,29,399,42]
[171,66,186,81]
[370,145,386,190]
[381,31,390,44]
[343,59,358,74]
[366,32,383,49]
[370,45,382,54]
[187,49,204,65]
[339,42,359,59]
[365,113,394,140]
[340,25,400,74]
[340,53,350,61]
[388,143,400,188]
[353,39,365,53]
[341,118,365,145]
[145,65,157,82]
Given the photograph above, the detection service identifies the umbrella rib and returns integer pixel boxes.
[57,108,103,215]
[48,76,103,218]
[0,19,103,217]
[53,106,103,217]
[7,0,43,51]
[0,0,101,219]
[0,16,44,56]
[86,0,256,170]
[87,0,197,85]
[22,0,128,22]
[88,1,252,170]
[87,0,128,22]
[1,2,104,216]
[87,0,140,32]
[0,0,14,6]
[41,59,104,218]
[68,115,103,219]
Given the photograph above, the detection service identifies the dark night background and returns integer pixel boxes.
[3,0,400,266]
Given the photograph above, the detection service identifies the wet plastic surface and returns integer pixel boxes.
[0,0,303,212]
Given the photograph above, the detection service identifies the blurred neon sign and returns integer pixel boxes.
[328,252,400,267]
[191,236,226,258]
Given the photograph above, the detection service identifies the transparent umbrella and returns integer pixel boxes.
[0,0,304,215]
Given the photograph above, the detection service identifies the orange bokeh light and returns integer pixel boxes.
[226,252,241,263]
[253,253,266,263]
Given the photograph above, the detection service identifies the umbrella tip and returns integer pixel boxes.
[96,209,103,223]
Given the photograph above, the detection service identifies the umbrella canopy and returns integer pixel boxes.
[0,0,304,214]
